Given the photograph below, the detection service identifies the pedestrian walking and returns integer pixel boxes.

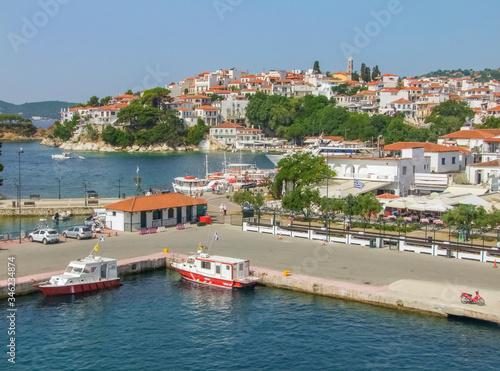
[220,203,224,214]
[223,204,227,215]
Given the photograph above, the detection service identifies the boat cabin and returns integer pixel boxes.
[49,257,118,286]
[194,254,251,280]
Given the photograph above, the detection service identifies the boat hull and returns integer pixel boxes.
[36,278,120,296]
[173,267,257,289]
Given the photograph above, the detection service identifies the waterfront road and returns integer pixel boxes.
[1,223,499,291]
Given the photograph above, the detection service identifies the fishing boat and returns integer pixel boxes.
[35,246,120,295]
[52,152,71,160]
[171,245,260,289]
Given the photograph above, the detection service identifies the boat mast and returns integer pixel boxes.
[205,154,208,179]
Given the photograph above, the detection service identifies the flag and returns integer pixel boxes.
[214,232,218,241]
[198,242,203,250]
[354,179,365,189]
[94,244,99,251]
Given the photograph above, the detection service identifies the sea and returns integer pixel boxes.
[2,137,500,370]
[2,270,500,370]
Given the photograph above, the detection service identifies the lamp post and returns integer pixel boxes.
[118,177,123,198]
[83,182,88,206]
[18,147,23,243]
[57,177,61,199]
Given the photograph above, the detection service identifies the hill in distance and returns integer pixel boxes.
[0,100,79,120]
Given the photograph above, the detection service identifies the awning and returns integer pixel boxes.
[318,179,392,197]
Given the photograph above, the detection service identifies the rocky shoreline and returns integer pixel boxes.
[40,137,229,153]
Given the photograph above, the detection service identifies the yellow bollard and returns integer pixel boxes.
[163,249,169,253]
[283,270,291,277]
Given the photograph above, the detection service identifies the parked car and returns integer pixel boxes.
[28,229,60,244]
[86,190,99,199]
[62,226,93,240]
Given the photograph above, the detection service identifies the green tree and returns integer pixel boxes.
[125,89,133,95]
[477,116,500,129]
[360,63,371,82]
[282,187,321,218]
[87,96,99,107]
[140,87,171,109]
[356,192,383,222]
[441,204,487,240]
[85,124,99,141]
[272,152,335,199]
[184,88,189,94]
[232,190,265,209]
[53,115,78,141]
[371,65,381,80]
[313,61,321,74]
[352,71,360,81]
[426,99,474,127]
[320,197,345,220]
[100,96,112,106]
[117,99,162,128]
[209,93,224,103]
[342,194,360,224]
[187,120,209,146]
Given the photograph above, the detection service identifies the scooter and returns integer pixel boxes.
[460,290,485,306]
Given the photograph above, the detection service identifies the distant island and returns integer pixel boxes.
[0,100,78,120]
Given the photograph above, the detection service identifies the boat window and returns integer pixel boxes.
[216,265,221,274]
[83,266,96,274]
[239,263,243,271]
[65,266,74,273]
[187,258,195,264]
[200,261,211,270]
[71,267,83,274]
[226,265,231,270]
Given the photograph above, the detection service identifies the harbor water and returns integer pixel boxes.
[0,141,274,233]
[3,269,499,370]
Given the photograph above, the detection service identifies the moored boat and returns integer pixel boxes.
[52,151,71,160]
[171,245,260,289]
[35,246,120,295]
[172,176,227,196]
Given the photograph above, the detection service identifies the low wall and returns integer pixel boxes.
[0,207,95,217]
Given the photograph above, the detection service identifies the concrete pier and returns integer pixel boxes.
[1,224,499,324]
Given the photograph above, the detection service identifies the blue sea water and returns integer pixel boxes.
[3,270,499,370]
[0,141,274,200]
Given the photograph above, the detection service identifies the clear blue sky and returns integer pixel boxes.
[1,0,499,104]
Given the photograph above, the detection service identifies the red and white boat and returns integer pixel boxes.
[171,247,260,289]
[35,248,120,295]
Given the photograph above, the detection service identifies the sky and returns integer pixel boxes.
[0,0,499,105]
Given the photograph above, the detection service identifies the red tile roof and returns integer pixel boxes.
[105,193,207,212]
[441,129,500,139]
[384,142,459,152]
[391,99,412,104]
[213,121,244,129]
[470,159,500,167]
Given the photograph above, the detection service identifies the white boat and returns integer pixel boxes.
[35,247,120,295]
[172,176,226,196]
[53,210,71,222]
[171,245,260,289]
[52,152,71,160]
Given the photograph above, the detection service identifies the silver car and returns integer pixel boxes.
[28,229,60,244]
[62,226,93,240]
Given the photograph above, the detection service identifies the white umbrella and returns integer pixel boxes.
[385,199,411,209]
[459,195,488,206]
[426,203,452,212]
[408,203,427,211]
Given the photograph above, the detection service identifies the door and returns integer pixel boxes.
[215,263,221,277]
[221,264,232,280]
[140,211,147,228]
[177,207,182,224]
[100,263,107,279]
[186,205,192,222]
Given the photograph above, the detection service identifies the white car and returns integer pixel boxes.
[62,226,93,240]
[28,229,60,244]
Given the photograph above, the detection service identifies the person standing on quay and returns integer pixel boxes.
[223,204,227,215]
[220,203,224,214]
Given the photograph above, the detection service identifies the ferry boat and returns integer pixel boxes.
[171,246,260,289]
[172,176,226,196]
[35,246,120,295]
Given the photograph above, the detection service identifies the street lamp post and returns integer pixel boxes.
[57,177,61,199]
[83,182,88,206]
[118,177,123,198]
[18,147,23,243]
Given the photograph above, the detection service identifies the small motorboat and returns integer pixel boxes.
[52,152,71,160]
[171,244,260,289]
[53,210,71,222]
[35,246,120,295]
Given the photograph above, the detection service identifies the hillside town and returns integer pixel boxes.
[55,59,500,199]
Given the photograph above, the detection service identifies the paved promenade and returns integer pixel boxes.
[1,222,499,321]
